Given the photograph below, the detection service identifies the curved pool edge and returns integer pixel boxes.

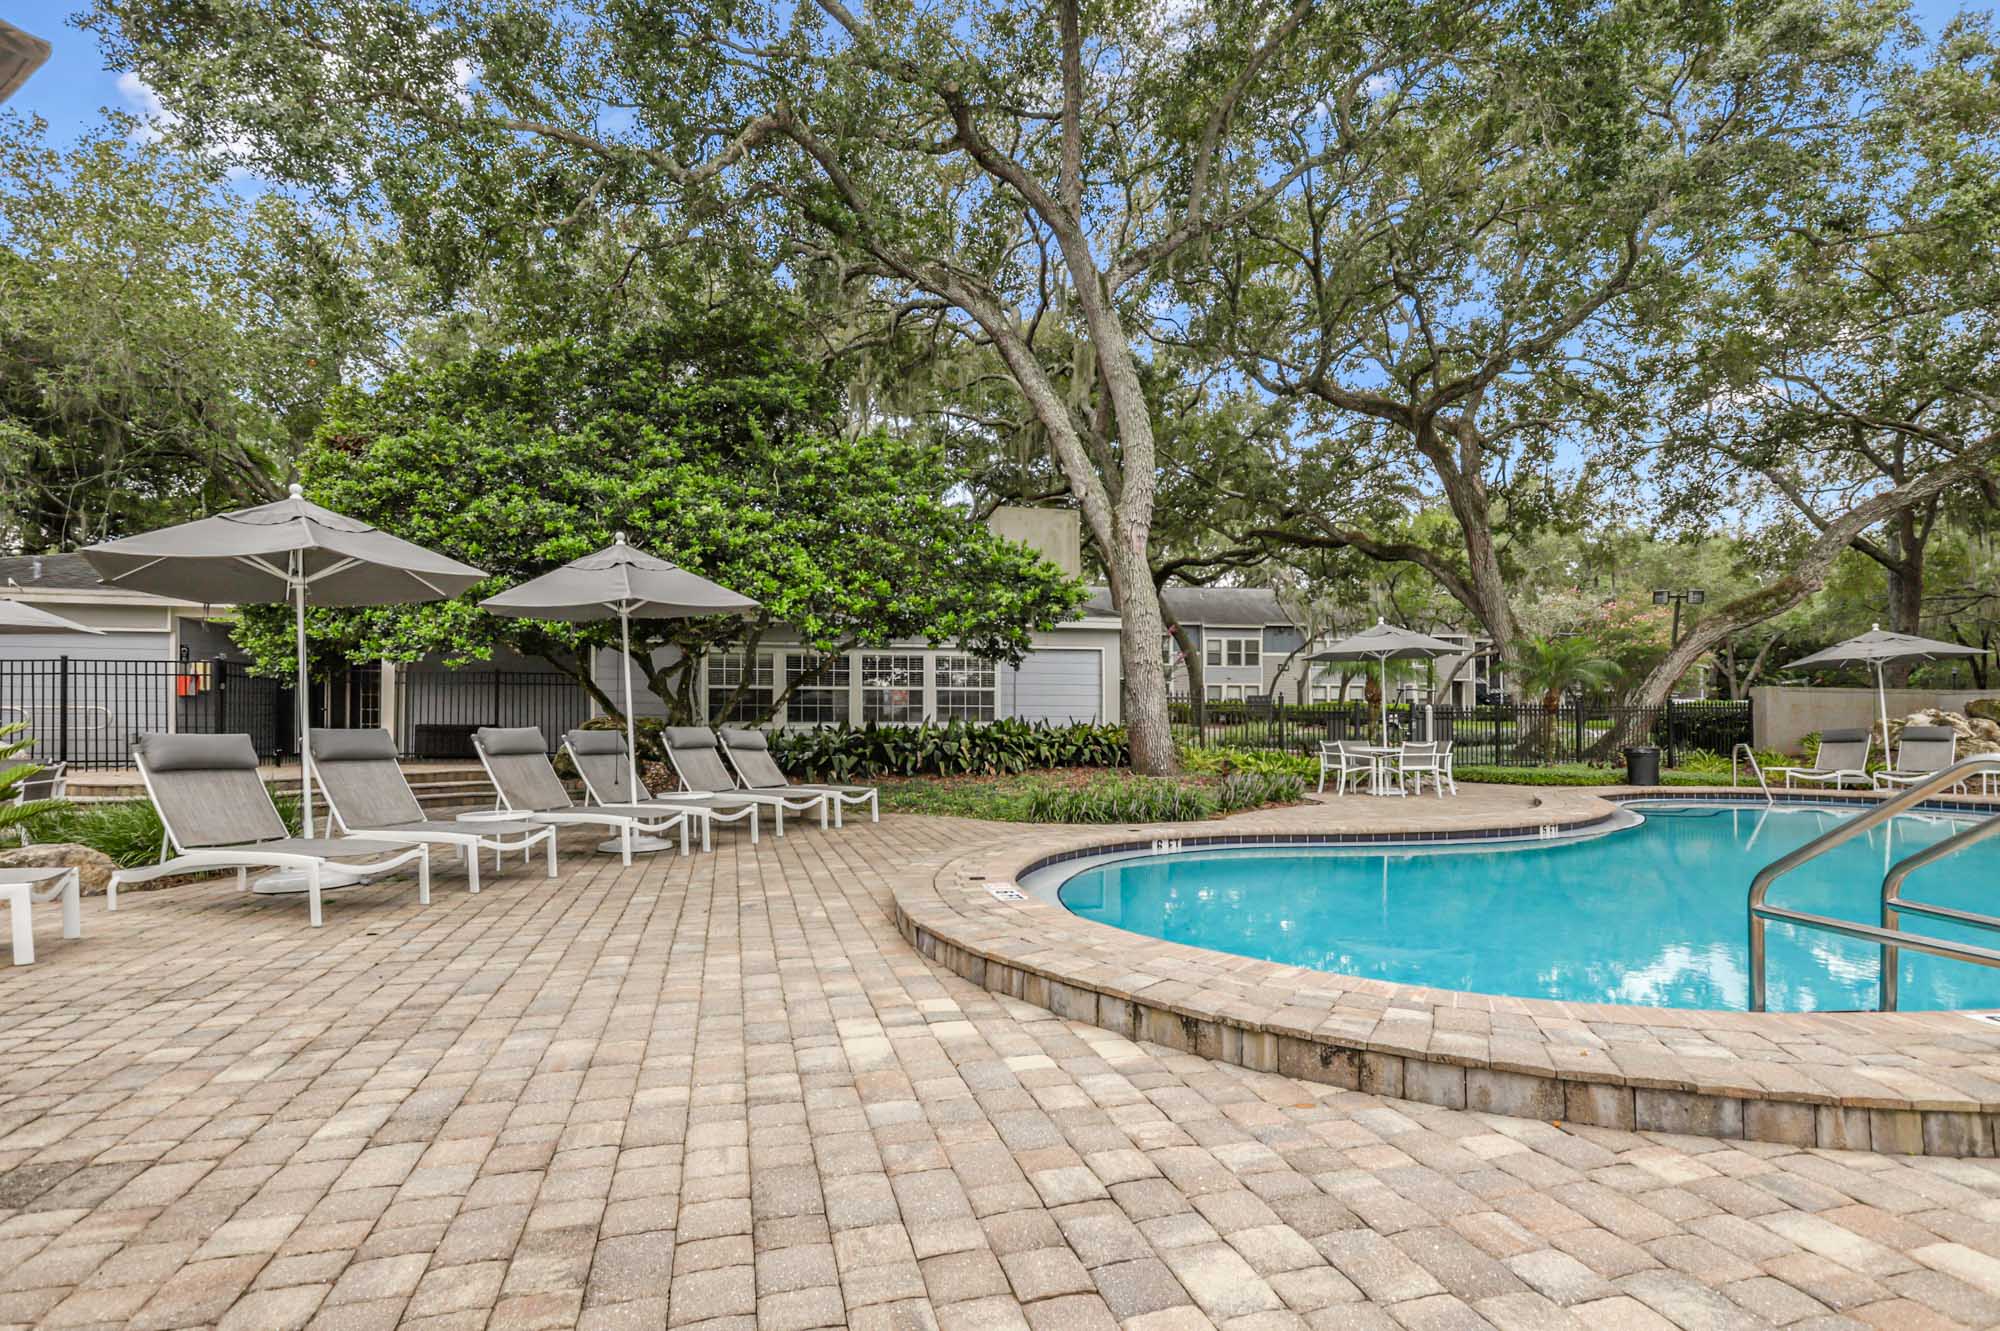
[890,785,2000,1157]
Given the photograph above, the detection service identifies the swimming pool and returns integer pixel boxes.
[1048,802,2000,1013]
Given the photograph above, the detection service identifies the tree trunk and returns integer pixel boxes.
[1883,523,1926,686]
[1108,548,1177,774]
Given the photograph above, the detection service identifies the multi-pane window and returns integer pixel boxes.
[862,654,925,723]
[785,654,849,725]
[1205,684,1222,701]
[935,655,997,722]
[706,652,773,723]
[1205,635,1262,668]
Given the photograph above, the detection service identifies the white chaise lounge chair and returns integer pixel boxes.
[312,728,558,891]
[1769,728,1873,790]
[718,728,878,826]
[473,726,700,862]
[561,730,762,844]
[661,727,828,833]
[111,733,431,927]
[1871,726,1961,792]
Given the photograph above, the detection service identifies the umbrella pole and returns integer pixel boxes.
[1877,660,1890,763]
[295,553,313,837]
[621,606,641,801]
[1379,654,1389,747]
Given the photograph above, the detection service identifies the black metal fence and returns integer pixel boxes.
[1,656,589,768]
[1171,696,1751,768]
[397,669,591,759]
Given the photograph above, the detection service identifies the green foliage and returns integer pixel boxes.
[1176,746,1319,780]
[1023,772,1305,824]
[0,117,373,550]
[772,721,1127,780]
[0,723,64,841]
[233,315,1085,714]
[1508,636,1622,707]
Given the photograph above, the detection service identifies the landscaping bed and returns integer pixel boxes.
[877,767,1305,823]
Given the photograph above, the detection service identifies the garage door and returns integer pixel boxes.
[1003,649,1101,723]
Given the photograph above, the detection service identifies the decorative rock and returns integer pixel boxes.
[0,842,117,894]
[1968,698,2000,724]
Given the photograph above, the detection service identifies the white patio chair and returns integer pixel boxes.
[1871,726,1960,793]
[312,727,558,892]
[110,733,431,928]
[473,726,700,863]
[718,729,878,826]
[1399,742,1450,797]
[1770,728,1872,790]
[563,730,762,844]
[8,759,63,845]
[662,728,829,833]
[1317,741,1372,796]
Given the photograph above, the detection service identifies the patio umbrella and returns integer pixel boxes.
[480,535,758,825]
[81,484,487,834]
[0,600,103,634]
[1784,624,1987,751]
[1309,619,1463,745]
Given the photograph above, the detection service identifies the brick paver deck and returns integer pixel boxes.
[5,810,2000,1328]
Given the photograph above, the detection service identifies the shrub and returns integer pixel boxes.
[772,720,1128,780]
[1177,745,1317,780]
[0,722,65,841]
[1019,770,1304,824]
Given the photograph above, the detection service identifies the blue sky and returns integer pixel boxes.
[8,0,1986,151]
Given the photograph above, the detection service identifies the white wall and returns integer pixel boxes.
[1751,685,2000,753]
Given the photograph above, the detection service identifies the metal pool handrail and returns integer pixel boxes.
[1747,756,2000,1012]
[1732,743,1772,804]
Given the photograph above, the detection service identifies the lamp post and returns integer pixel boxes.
[1653,588,1706,648]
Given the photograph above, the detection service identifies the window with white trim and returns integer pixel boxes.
[935,654,997,722]
[861,654,925,723]
[1205,634,1262,668]
[1205,684,1222,701]
[785,653,849,725]
[706,652,773,723]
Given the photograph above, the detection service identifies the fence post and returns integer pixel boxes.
[1574,702,1585,762]
[57,655,70,765]
[213,658,229,736]
[1665,699,1678,768]
[491,670,503,727]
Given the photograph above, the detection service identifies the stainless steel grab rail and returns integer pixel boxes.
[1732,743,1773,804]
[1747,755,2000,1012]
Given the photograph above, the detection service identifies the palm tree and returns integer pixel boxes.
[1508,636,1619,760]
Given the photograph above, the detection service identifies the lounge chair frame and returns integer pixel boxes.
[111,736,430,928]
[473,727,700,863]
[561,732,761,845]
[311,729,558,892]
[660,728,827,833]
[1769,728,1873,790]
[717,729,878,827]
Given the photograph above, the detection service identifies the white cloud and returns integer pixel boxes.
[115,70,170,142]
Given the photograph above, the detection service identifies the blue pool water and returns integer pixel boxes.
[1052,803,2000,1012]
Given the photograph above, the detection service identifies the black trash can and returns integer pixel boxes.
[1624,745,1661,786]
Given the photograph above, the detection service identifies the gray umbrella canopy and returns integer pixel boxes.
[81,484,487,834]
[1309,620,1463,745]
[482,535,759,803]
[81,485,487,606]
[481,537,760,621]
[1786,624,1987,747]
[0,600,103,635]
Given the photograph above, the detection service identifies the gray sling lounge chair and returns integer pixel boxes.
[719,728,878,826]
[1769,727,1873,790]
[311,728,558,891]
[473,726,700,862]
[662,727,826,833]
[111,733,430,927]
[562,730,762,844]
[1872,726,1961,792]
